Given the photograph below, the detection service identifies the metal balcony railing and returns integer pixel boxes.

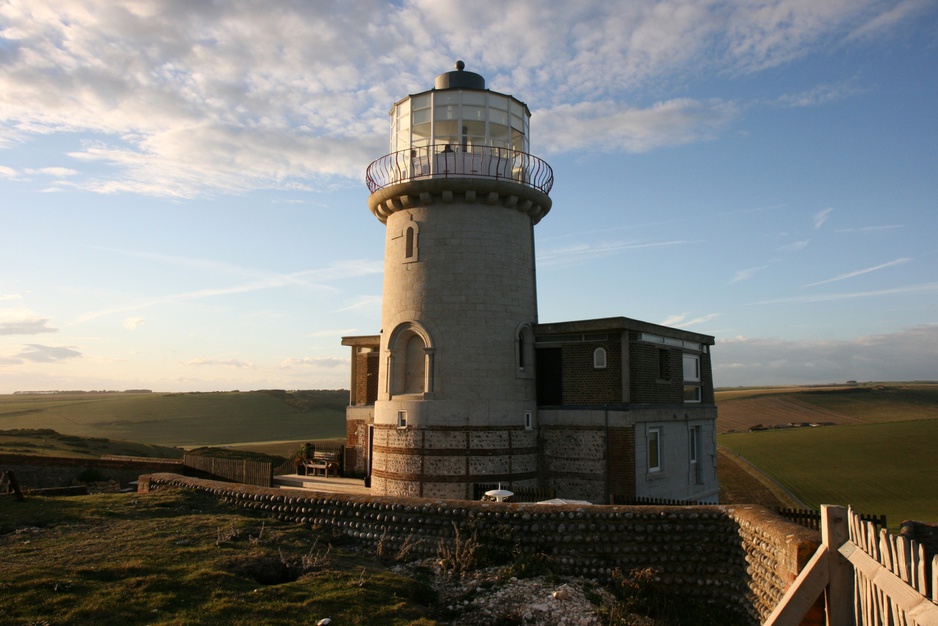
[366,144,554,195]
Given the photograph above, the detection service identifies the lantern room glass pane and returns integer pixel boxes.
[435,91,459,106]
[435,105,457,121]
[490,94,508,110]
[463,91,485,105]
[489,108,508,126]
[463,105,485,121]
[413,108,430,125]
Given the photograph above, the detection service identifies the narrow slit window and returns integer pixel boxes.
[404,226,415,259]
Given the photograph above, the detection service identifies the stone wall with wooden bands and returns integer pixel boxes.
[138,473,820,624]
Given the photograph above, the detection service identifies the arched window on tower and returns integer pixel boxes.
[387,322,434,397]
[403,222,419,262]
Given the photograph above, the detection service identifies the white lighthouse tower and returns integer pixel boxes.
[364,61,553,499]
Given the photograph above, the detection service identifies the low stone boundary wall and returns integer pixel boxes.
[1,454,182,490]
[138,473,820,625]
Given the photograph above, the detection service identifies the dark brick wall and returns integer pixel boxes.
[628,335,715,405]
[352,352,379,405]
[560,340,622,405]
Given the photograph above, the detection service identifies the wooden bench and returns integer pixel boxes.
[298,451,340,478]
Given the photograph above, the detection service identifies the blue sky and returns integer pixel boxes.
[1,0,936,393]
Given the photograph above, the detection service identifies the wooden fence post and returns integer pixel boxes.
[822,504,854,626]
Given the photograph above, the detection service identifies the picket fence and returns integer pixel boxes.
[765,505,938,626]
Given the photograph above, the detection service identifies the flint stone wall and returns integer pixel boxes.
[139,473,819,624]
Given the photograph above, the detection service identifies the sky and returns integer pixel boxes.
[1,0,937,393]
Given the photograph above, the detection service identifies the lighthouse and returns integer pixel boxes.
[362,61,553,499]
[341,62,719,505]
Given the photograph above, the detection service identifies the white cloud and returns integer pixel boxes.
[0,309,58,335]
[714,324,938,387]
[539,98,739,154]
[279,356,348,369]
[123,317,145,330]
[0,0,923,197]
[183,358,254,368]
[15,344,81,363]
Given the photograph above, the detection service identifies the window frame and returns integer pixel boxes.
[648,427,661,472]
[593,347,607,369]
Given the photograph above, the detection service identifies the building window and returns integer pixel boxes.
[689,425,699,463]
[397,410,407,428]
[658,349,670,381]
[689,425,703,484]
[683,354,701,403]
[648,428,661,472]
[524,410,533,430]
[403,223,419,262]
[387,322,434,397]
[593,347,607,369]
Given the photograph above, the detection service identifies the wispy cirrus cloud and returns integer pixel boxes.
[70,259,383,326]
[813,208,834,230]
[538,239,691,268]
[730,265,769,284]
[804,258,912,288]
[751,281,938,306]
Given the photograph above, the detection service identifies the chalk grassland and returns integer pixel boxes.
[0,390,348,448]
[717,384,938,527]
[0,489,437,626]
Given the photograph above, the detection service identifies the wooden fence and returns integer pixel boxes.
[610,495,706,506]
[182,455,272,488]
[765,505,938,626]
[775,507,887,532]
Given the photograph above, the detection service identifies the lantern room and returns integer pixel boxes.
[389,61,530,156]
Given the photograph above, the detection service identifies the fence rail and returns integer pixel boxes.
[366,144,554,195]
[765,505,938,626]
[183,455,272,488]
[775,506,887,532]
[845,506,938,624]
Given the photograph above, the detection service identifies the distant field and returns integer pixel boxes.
[716,383,938,433]
[0,390,347,447]
[719,419,938,528]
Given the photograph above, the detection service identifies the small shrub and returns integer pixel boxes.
[77,468,107,483]
[437,523,481,578]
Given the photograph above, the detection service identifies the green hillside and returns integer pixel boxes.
[0,390,347,447]
[719,417,938,528]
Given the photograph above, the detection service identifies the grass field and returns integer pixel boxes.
[0,390,347,447]
[720,419,938,529]
[0,488,438,625]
